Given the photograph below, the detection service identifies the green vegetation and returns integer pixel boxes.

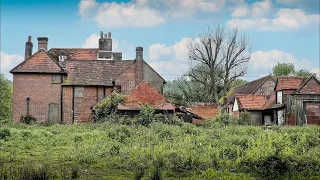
[0,74,12,122]
[272,63,315,77]
[1,118,320,179]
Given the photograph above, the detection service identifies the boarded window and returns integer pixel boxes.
[52,74,62,83]
[75,87,84,97]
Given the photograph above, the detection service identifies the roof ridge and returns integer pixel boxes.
[11,50,64,73]
[50,48,98,50]
[233,75,270,89]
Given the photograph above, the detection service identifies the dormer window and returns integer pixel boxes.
[59,55,67,62]
[277,91,282,104]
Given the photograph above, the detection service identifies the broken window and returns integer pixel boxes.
[75,87,84,97]
[52,74,62,84]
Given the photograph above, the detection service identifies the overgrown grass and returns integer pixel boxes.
[1,120,320,179]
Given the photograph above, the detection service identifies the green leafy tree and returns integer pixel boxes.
[0,74,12,120]
[295,69,315,77]
[272,63,295,77]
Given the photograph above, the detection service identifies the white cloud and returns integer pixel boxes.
[252,0,273,17]
[147,37,200,80]
[311,68,320,78]
[0,51,24,80]
[78,0,97,17]
[231,0,272,18]
[78,0,234,28]
[249,50,313,71]
[78,0,165,28]
[232,5,250,17]
[95,2,165,28]
[228,8,319,31]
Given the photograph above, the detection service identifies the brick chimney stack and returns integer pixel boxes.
[25,36,33,60]
[37,37,48,51]
[135,46,143,85]
[106,32,112,51]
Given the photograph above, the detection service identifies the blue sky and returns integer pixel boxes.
[1,0,319,81]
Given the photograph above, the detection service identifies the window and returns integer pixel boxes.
[277,91,282,104]
[59,55,67,62]
[75,87,84,97]
[52,74,62,84]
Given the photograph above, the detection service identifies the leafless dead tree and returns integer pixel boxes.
[186,24,252,105]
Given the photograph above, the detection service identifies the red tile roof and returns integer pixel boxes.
[118,81,175,111]
[235,94,267,110]
[276,76,305,90]
[227,75,275,105]
[10,50,64,74]
[48,48,98,60]
[64,60,134,86]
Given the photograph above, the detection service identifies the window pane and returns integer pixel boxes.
[52,75,61,83]
[75,87,84,97]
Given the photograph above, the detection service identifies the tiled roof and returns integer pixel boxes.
[276,76,305,90]
[48,48,98,60]
[227,75,274,104]
[118,81,175,110]
[63,60,134,86]
[10,49,65,74]
[235,94,267,110]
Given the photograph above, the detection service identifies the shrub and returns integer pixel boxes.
[71,166,80,179]
[0,128,10,140]
[204,114,237,127]
[238,111,251,125]
[136,104,155,127]
[20,115,36,124]
[154,114,184,126]
[94,92,126,122]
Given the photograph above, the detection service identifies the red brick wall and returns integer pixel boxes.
[306,102,320,125]
[299,78,320,94]
[116,63,136,94]
[12,74,61,122]
[62,86,73,123]
[286,114,296,126]
[233,110,240,119]
[62,86,113,124]
[187,104,220,119]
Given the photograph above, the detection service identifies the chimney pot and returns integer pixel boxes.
[37,37,48,51]
[108,32,111,38]
[136,46,143,60]
[25,36,33,60]
[100,31,103,39]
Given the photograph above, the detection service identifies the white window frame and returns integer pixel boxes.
[59,55,67,62]
[277,91,283,104]
[233,98,239,111]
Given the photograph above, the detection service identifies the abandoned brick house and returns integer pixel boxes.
[228,75,320,126]
[10,32,166,123]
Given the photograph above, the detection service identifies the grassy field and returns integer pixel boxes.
[1,120,320,179]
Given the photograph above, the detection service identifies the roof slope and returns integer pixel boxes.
[227,75,274,104]
[64,60,134,86]
[276,76,305,90]
[296,76,320,93]
[235,94,267,110]
[10,49,64,74]
[48,48,98,60]
[118,80,175,110]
